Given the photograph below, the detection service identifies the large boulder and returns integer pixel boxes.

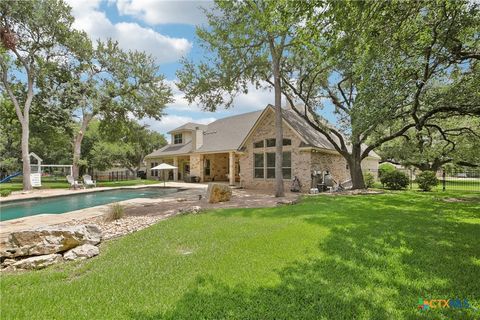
[63,244,99,261]
[206,183,232,204]
[12,253,62,270]
[2,225,101,258]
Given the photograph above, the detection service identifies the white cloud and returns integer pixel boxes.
[116,0,212,25]
[166,80,274,113]
[66,0,192,63]
[142,114,216,134]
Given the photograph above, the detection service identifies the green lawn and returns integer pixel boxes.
[1,191,479,319]
[0,179,160,193]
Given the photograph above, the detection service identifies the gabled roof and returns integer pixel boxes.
[239,105,380,159]
[146,105,380,159]
[167,122,207,134]
[147,141,193,157]
[282,108,339,150]
[196,110,263,152]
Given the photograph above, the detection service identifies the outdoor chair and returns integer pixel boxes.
[66,175,84,189]
[83,175,97,188]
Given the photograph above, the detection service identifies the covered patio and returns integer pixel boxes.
[147,151,241,186]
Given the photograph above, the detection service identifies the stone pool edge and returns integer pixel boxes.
[0,184,180,204]
[0,186,206,244]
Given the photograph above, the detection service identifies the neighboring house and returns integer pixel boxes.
[145,105,380,192]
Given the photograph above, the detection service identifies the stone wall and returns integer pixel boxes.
[203,153,229,182]
[239,108,311,192]
[311,151,350,185]
[190,154,203,180]
[146,157,174,180]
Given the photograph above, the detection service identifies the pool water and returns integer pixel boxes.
[0,188,178,221]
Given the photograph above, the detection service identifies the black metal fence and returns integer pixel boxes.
[365,168,480,192]
[94,171,135,182]
[440,168,480,191]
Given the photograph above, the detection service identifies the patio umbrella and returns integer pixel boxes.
[151,163,177,187]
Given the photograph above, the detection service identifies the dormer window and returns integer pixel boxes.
[174,133,183,144]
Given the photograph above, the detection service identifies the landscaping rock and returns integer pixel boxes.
[2,224,101,258]
[63,244,99,261]
[276,199,299,206]
[12,253,62,270]
[0,258,16,269]
[206,183,232,204]
[179,206,202,214]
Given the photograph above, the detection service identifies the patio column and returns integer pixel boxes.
[229,151,235,186]
[173,157,178,182]
[200,155,205,182]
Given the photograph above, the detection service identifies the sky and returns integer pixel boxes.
[65,0,331,135]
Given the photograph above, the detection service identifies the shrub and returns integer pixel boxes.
[105,203,125,221]
[416,171,439,191]
[363,172,375,188]
[378,163,396,180]
[0,189,12,197]
[380,170,409,190]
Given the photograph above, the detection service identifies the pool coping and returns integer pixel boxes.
[0,185,208,242]
[0,183,204,204]
[0,186,181,206]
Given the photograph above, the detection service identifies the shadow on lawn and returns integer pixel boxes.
[131,193,480,319]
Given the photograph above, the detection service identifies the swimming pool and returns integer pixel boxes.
[0,187,178,222]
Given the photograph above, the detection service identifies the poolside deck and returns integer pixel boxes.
[0,182,299,252]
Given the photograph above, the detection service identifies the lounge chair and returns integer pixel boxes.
[83,175,96,188]
[66,175,83,189]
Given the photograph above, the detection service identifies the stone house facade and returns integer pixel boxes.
[145,105,380,192]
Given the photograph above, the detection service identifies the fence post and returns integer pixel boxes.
[442,170,446,191]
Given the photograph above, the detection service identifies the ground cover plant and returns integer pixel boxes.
[1,191,479,319]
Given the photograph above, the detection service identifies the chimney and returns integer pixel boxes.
[195,127,204,150]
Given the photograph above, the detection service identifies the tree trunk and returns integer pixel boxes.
[21,119,32,191]
[349,144,366,190]
[273,57,284,197]
[72,114,92,179]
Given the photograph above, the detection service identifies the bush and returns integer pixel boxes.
[105,203,125,221]
[378,163,396,180]
[363,172,375,188]
[416,171,438,191]
[0,189,12,197]
[380,170,409,190]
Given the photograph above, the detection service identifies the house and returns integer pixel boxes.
[145,105,380,192]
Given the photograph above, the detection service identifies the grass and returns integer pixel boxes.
[105,203,125,221]
[0,179,160,193]
[1,190,479,319]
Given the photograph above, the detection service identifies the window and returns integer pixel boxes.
[253,152,291,179]
[254,153,264,178]
[174,133,183,144]
[264,138,291,147]
[266,153,276,178]
[266,138,276,147]
[204,159,211,176]
[150,162,158,177]
[253,140,264,148]
[282,152,292,179]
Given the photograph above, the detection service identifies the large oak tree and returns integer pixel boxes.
[177,0,300,197]
[0,0,86,190]
[281,0,479,188]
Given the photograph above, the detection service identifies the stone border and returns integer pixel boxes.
[0,183,182,204]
